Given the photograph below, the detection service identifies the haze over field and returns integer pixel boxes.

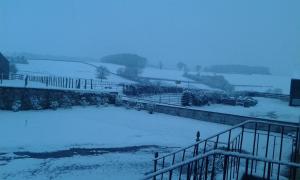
[1,0,300,75]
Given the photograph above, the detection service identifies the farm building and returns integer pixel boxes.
[290,79,300,106]
[0,52,9,79]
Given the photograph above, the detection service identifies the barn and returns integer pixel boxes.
[0,52,9,79]
[290,79,300,106]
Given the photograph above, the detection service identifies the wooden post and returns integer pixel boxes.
[24,75,28,87]
[46,77,48,87]
[91,79,93,89]
[78,79,81,89]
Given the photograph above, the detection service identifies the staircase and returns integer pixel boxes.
[143,120,300,180]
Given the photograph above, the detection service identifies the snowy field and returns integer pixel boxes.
[15,59,297,93]
[199,72,297,94]
[0,106,228,180]
[16,60,134,84]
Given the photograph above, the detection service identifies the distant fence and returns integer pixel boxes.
[0,73,122,92]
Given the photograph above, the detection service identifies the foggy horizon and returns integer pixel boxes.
[1,0,300,74]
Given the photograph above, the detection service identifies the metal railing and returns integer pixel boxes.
[146,120,300,180]
[143,149,300,180]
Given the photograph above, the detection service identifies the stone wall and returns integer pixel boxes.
[0,87,116,111]
[123,99,298,133]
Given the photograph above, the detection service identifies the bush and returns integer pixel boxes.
[30,96,42,110]
[115,95,123,106]
[12,100,22,112]
[60,95,72,109]
[79,97,89,107]
[181,91,192,106]
[49,101,59,110]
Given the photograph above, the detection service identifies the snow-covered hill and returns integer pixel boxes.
[16,60,134,84]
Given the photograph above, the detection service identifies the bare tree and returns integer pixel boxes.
[96,66,109,81]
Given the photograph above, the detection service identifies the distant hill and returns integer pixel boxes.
[204,64,271,75]
[3,52,96,62]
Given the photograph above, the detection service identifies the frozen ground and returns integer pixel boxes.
[0,106,228,180]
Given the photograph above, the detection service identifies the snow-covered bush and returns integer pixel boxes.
[125,102,131,109]
[115,95,123,106]
[79,97,89,107]
[101,97,109,107]
[95,96,102,107]
[60,95,72,109]
[181,91,192,106]
[135,102,143,111]
[30,96,42,110]
[12,100,22,112]
[147,103,155,114]
[49,101,59,110]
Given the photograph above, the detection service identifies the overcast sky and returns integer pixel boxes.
[0,0,299,74]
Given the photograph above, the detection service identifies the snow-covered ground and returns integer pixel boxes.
[195,97,300,123]
[0,106,229,180]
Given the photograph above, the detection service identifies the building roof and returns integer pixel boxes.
[0,52,9,64]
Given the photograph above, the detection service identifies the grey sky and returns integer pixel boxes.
[0,0,299,73]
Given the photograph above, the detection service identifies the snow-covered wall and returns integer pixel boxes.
[124,98,299,132]
[0,87,116,111]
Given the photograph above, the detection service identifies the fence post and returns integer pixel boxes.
[91,79,93,89]
[46,77,48,87]
[153,152,159,180]
[84,79,87,89]
[78,79,81,89]
[0,73,3,84]
[24,75,28,87]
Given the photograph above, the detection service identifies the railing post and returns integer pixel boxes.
[267,162,271,179]
[192,131,200,180]
[153,152,159,180]
[223,155,228,180]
